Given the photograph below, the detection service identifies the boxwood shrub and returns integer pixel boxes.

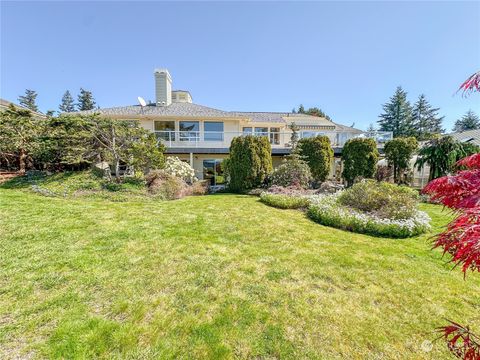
[260,192,310,209]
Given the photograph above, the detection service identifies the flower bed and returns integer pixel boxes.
[259,182,431,238]
[308,194,431,238]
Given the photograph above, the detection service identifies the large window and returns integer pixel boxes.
[203,159,224,186]
[301,131,325,139]
[154,121,175,141]
[243,127,253,135]
[204,122,224,141]
[254,127,268,136]
[179,121,199,141]
[270,127,280,145]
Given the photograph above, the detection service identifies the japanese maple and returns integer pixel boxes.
[423,153,480,359]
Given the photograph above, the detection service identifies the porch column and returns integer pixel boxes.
[189,152,194,167]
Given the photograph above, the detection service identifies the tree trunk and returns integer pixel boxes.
[19,148,27,174]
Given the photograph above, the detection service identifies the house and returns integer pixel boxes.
[449,129,480,147]
[0,98,46,119]
[76,69,392,184]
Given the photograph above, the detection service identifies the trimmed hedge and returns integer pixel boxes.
[342,138,379,187]
[298,136,333,182]
[259,192,310,209]
[227,135,273,192]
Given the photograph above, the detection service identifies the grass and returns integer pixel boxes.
[1,188,480,359]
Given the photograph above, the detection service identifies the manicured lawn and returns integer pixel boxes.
[1,189,479,359]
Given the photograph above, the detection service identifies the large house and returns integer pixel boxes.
[77,69,392,184]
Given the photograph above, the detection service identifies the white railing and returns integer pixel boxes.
[155,130,393,148]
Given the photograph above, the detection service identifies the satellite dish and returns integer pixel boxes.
[137,96,147,107]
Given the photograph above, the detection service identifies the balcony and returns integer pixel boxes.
[155,130,393,149]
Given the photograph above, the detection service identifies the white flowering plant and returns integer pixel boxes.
[259,189,431,238]
[164,157,197,184]
[307,193,431,238]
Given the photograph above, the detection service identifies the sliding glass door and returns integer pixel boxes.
[203,159,224,186]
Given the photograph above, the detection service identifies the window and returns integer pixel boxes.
[270,127,280,145]
[204,122,224,141]
[179,121,199,141]
[301,131,325,139]
[254,127,268,136]
[243,127,253,135]
[154,121,175,141]
[203,159,224,186]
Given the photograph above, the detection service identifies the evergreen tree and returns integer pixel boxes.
[305,107,332,121]
[18,89,39,112]
[297,104,305,114]
[77,88,96,111]
[366,123,376,133]
[411,94,444,140]
[452,110,480,132]
[59,90,75,113]
[378,87,414,137]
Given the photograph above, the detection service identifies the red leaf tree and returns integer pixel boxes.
[458,71,480,97]
[423,153,480,359]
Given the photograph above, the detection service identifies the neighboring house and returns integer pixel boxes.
[0,98,46,119]
[449,129,480,147]
[75,69,392,184]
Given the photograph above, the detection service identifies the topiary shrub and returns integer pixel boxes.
[145,170,186,200]
[384,137,418,184]
[342,138,379,187]
[270,154,312,188]
[338,180,419,220]
[298,135,333,183]
[226,135,273,193]
[163,157,196,184]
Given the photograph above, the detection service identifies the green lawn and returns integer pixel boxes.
[1,189,479,359]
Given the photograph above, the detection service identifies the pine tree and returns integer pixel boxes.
[452,110,480,132]
[297,104,305,114]
[18,89,39,112]
[59,90,75,113]
[77,88,96,111]
[378,86,414,138]
[411,94,444,140]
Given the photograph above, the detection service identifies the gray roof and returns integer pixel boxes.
[449,129,480,146]
[76,102,232,118]
[73,102,363,132]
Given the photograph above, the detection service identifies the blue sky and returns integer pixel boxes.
[1,1,479,131]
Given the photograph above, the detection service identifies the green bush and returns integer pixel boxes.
[270,154,312,188]
[384,137,418,184]
[298,136,333,183]
[338,180,419,220]
[342,138,379,187]
[260,192,310,209]
[226,135,273,193]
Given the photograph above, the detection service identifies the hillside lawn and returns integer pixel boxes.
[1,186,480,359]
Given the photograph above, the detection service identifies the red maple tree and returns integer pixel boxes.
[423,153,480,359]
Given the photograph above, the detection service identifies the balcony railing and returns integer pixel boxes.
[155,130,393,148]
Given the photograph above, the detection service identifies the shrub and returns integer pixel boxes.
[226,135,273,192]
[375,164,393,182]
[189,180,209,196]
[298,136,333,183]
[163,157,196,184]
[145,170,186,200]
[384,137,418,184]
[270,154,312,188]
[342,138,379,187]
[308,194,430,238]
[338,180,418,220]
[260,192,310,209]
